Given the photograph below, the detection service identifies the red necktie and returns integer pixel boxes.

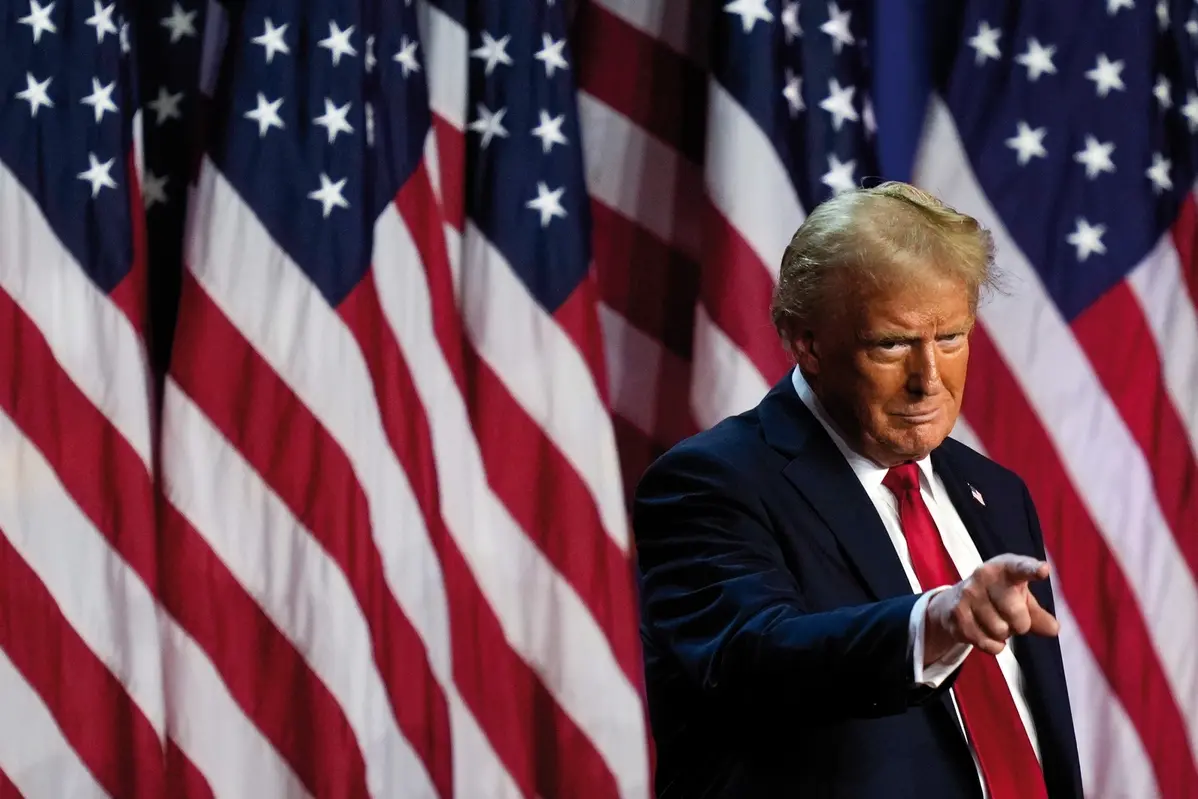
[883,463,1048,799]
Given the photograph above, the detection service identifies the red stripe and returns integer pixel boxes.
[395,161,466,385]
[701,202,792,383]
[340,273,623,799]
[396,174,647,689]
[0,285,157,593]
[157,500,371,799]
[1171,194,1198,312]
[162,281,370,799]
[108,152,149,337]
[553,276,612,407]
[431,114,465,233]
[575,0,707,164]
[1071,282,1198,569]
[0,768,22,799]
[590,200,699,360]
[0,529,166,798]
[166,740,216,799]
[964,325,1198,797]
[0,284,214,799]
[169,272,454,798]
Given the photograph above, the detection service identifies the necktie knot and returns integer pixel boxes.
[882,461,921,499]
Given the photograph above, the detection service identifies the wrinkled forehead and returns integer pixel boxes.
[830,267,977,333]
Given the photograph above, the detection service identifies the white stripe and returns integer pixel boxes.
[948,415,986,455]
[184,160,525,799]
[704,78,805,282]
[458,222,630,551]
[599,302,663,437]
[0,407,165,741]
[417,12,635,552]
[0,160,153,468]
[159,618,311,799]
[378,209,651,799]
[1054,597,1161,799]
[586,0,695,58]
[939,420,1160,799]
[915,96,1198,759]
[418,1,468,130]
[690,303,772,429]
[1126,234,1198,455]
[161,383,437,799]
[599,301,696,445]
[576,92,705,263]
[0,650,109,799]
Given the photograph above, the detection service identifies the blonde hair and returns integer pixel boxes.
[770,181,997,340]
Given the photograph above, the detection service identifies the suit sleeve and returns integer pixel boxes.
[634,445,947,726]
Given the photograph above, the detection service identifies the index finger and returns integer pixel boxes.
[998,555,1051,584]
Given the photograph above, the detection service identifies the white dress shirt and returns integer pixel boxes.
[791,368,1040,796]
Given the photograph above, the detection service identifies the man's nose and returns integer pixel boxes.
[906,342,941,394]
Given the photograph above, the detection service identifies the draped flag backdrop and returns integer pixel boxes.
[1,0,1196,798]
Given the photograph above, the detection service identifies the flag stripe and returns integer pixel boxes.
[1170,191,1198,314]
[0,649,108,799]
[576,93,706,266]
[584,0,698,63]
[703,80,802,285]
[185,161,630,798]
[110,156,149,338]
[422,109,630,557]
[163,741,216,799]
[1130,219,1198,451]
[689,302,772,428]
[374,206,650,796]
[574,0,706,165]
[162,381,441,799]
[0,529,164,799]
[154,558,313,799]
[0,162,153,470]
[339,271,623,799]
[590,200,699,361]
[699,201,793,383]
[962,326,1198,796]
[157,498,368,798]
[1071,281,1198,567]
[165,275,454,798]
[396,177,643,685]
[0,767,22,799]
[598,302,699,449]
[1055,598,1162,799]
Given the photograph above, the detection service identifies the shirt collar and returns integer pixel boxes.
[790,367,936,494]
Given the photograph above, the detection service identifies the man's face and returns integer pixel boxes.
[795,270,974,466]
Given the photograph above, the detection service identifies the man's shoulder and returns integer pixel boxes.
[637,410,777,494]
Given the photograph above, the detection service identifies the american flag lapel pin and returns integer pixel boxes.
[969,483,985,506]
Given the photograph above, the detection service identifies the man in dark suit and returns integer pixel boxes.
[633,182,1084,798]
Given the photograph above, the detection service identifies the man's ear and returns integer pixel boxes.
[791,330,820,375]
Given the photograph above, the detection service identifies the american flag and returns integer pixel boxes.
[2,0,651,795]
[577,0,1198,797]
[4,0,1198,797]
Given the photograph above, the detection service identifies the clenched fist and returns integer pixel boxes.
[924,554,1060,665]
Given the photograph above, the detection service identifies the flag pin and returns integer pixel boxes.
[969,484,985,506]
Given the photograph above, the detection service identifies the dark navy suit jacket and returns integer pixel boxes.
[633,375,1084,798]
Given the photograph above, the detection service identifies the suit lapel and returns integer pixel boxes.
[759,375,914,602]
[931,448,1006,564]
